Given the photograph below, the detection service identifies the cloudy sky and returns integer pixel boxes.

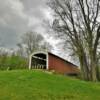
[0,0,75,63]
[0,0,55,48]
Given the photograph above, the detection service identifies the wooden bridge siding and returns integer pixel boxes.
[48,53,79,74]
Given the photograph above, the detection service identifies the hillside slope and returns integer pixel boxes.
[0,70,100,100]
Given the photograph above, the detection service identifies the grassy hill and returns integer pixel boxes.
[0,70,100,100]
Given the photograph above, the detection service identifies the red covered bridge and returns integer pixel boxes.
[29,51,79,75]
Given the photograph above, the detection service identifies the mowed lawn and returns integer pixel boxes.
[0,70,100,100]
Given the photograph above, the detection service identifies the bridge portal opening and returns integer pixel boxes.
[30,52,47,69]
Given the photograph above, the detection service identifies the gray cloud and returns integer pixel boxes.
[0,0,51,48]
[0,0,76,64]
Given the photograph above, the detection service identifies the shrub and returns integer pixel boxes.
[0,55,28,70]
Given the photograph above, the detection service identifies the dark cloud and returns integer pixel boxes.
[0,0,50,48]
[0,0,75,64]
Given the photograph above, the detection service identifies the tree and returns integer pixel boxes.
[17,31,52,57]
[40,41,53,51]
[49,0,100,81]
[17,43,24,57]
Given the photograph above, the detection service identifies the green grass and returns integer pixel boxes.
[0,70,100,100]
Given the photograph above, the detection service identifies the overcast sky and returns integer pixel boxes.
[0,0,75,64]
[0,0,55,48]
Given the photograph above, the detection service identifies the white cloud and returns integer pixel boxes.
[0,0,77,63]
[42,8,53,21]
[0,0,56,51]
[8,0,27,19]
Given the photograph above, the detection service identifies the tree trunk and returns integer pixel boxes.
[90,51,98,81]
[96,65,100,80]
[79,55,90,81]
[91,60,98,81]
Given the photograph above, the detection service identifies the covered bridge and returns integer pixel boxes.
[29,51,79,75]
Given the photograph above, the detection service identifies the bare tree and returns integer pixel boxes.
[17,31,52,56]
[49,0,100,81]
[0,48,8,57]
[20,31,44,56]
[40,41,53,51]
[17,43,24,57]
